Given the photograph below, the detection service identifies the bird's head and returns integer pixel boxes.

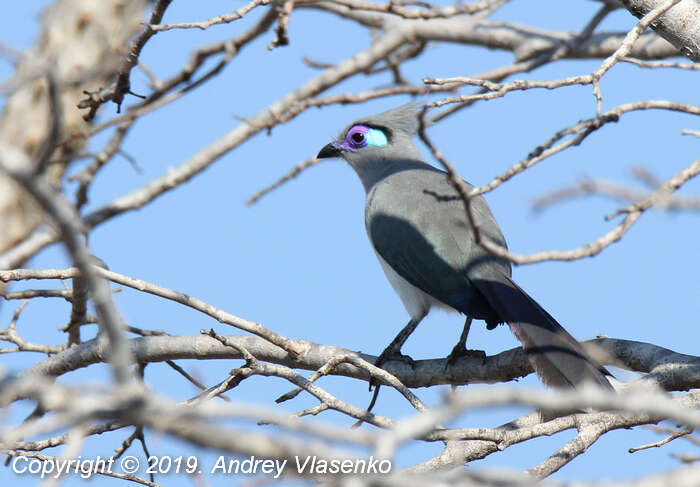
[316,104,425,187]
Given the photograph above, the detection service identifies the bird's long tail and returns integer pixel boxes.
[473,275,613,390]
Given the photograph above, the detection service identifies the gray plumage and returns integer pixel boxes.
[317,103,612,389]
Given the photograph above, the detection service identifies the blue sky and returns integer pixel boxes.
[1,1,698,485]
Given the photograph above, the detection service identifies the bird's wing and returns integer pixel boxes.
[366,169,507,319]
[368,212,476,312]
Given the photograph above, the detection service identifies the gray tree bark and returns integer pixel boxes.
[0,0,147,265]
[620,0,700,61]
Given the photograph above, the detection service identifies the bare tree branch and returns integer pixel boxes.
[77,0,173,120]
[532,177,700,213]
[619,0,700,61]
[1,2,697,484]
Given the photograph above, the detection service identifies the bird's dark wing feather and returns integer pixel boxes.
[368,212,484,315]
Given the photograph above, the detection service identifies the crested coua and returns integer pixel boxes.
[317,104,612,389]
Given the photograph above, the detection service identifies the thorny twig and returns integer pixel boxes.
[77,0,174,120]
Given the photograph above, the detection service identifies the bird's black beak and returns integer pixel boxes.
[317,142,342,159]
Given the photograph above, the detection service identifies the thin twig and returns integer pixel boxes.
[151,0,272,31]
[629,426,694,453]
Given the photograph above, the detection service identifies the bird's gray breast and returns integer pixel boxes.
[365,167,510,319]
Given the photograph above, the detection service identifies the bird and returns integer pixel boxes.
[316,103,612,390]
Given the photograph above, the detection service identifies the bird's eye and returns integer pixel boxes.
[351,132,365,143]
[346,125,370,150]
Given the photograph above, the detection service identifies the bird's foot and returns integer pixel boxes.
[375,348,415,370]
[369,348,415,391]
[445,345,486,368]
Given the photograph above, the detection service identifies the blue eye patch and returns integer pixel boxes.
[365,128,388,147]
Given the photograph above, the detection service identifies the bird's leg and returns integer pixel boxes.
[446,317,486,367]
[370,315,424,392]
[375,316,422,370]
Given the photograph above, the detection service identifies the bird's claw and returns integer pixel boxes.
[370,349,415,391]
[445,346,486,368]
[375,349,415,370]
